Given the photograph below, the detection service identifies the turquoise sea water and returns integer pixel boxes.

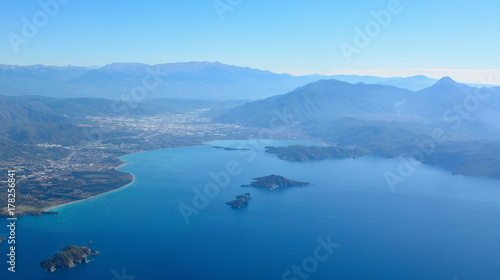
[1,139,500,280]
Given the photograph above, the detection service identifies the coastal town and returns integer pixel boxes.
[0,110,257,217]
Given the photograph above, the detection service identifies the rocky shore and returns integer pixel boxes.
[40,245,100,272]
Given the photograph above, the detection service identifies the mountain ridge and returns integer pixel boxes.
[215,77,500,129]
[0,62,449,100]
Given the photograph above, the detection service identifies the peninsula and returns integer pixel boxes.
[241,175,310,190]
[265,145,369,161]
[40,245,100,272]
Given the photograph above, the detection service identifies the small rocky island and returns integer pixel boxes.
[241,175,310,190]
[212,146,250,151]
[226,193,252,208]
[40,245,100,272]
[0,237,5,243]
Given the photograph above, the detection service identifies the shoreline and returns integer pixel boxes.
[9,139,500,216]
[39,143,209,212]
[17,139,301,215]
[42,161,136,212]
[38,143,203,212]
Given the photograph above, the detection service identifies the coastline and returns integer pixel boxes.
[43,161,136,212]
[15,140,285,215]
[38,144,201,213]
[11,139,500,217]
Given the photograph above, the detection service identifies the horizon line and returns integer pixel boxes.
[1,62,499,86]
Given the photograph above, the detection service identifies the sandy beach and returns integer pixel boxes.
[37,145,199,213]
[42,161,135,212]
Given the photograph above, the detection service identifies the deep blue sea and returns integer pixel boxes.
[1,140,500,280]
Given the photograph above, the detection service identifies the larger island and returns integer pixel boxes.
[241,175,310,190]
[40,245,100,272]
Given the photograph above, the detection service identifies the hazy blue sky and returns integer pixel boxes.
[1,0,499,83]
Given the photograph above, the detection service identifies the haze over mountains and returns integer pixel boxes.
[0,62,442,100]
[218,76,500,179]
[2,64,499,147]
[217,77,500,130]
[1,62,500,179]
[0,95,240,149]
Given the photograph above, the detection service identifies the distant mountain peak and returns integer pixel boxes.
[410,75,431,79]
[435,76,458,85]
[420,76,466,92]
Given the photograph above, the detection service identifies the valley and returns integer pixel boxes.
[1,64,499,218]
[0,107,264,217]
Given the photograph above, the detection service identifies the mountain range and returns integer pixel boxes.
[0,62,447,100]
[215,77,500,178]
[216,77,500,131]
[2,64,500,179]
